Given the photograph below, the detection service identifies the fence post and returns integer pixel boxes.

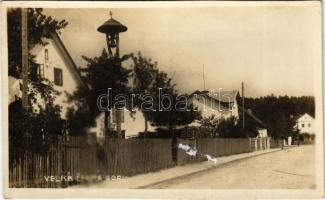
[254,139,257,151]
[248,138,251,152]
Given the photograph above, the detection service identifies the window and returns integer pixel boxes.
[308,123,311,127]
[37,64,45,78]
[54,68,63,86]
[45,49,49,61]
[301,123,305,128]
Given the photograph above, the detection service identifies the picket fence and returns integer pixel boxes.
[9,137,271,188]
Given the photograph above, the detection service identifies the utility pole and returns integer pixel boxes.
[242,82,245,129]
[203,64,206,91]
[21,8,29,110]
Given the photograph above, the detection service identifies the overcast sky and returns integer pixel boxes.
[44,2,321,97]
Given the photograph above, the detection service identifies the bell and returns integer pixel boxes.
[109,36,117,47]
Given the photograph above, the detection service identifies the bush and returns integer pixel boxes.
[216,117,246,138]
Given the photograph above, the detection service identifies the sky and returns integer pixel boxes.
[44,2,321,97]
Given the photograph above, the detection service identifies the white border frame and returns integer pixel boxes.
[1,1,324,199]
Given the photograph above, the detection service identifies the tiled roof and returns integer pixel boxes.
[190,90,238,103]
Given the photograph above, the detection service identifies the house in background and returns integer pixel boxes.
[182,90,270,140]
[294,113,315,142]
[89,108,156,139]
[177,90,239,138]
[189,90,239,122]
[243,108,268,137]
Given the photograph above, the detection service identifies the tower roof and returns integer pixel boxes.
[97,17,127,34]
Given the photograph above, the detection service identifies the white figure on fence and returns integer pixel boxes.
[178,143,198,156]
[203,154,217,164]
[177,143,217,164]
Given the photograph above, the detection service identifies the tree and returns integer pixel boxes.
[148,93,200,134]
[8,8,68,78]
[7,8,67,154]
[66,49,132,136]
[242,95,315,138]
[138,67,200,134]
[140,69,199,162]
[199,115,219,137]
[131,52,158,137]
[8,75,64,156]
[216,117,245,138]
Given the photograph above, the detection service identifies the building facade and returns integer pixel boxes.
[189,90,239,121]
[30,32,86,119]
[296,113,315,135]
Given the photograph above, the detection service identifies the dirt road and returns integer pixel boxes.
[147,145,315,189]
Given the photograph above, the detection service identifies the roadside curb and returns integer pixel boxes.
[136,148,282,189]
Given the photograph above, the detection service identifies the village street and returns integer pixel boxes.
[77,145,315,189]
[146,145,315,189]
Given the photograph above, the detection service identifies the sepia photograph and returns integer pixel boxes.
[1,1,324,199]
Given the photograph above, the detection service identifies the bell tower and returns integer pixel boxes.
[97,11,128,57]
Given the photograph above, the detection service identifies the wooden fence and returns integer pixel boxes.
[177,138,252,165]
[9,136,272,188]
[9,137,174,188]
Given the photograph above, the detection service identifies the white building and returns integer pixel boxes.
[295,113,315,135]
[30,32,86,119]
[189,90,239,121]
[8,32,84,117]
[89,108,155,139]
[9,32,151,139]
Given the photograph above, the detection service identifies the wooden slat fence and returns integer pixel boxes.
[9,136,272,188]
[177,138,252,165]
